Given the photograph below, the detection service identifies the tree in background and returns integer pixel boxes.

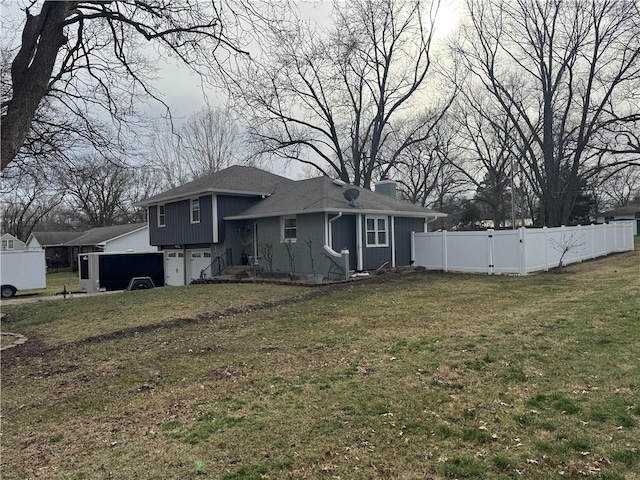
[0,166,64,240]
[55,154,139,227]
[149,106,250,188]
[235,0,456,188]
[387,114,467,209]
[595,167,640,209]
[1,0,255,170]
[459,0,640,226]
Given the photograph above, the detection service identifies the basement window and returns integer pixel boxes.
[365,216,388,247]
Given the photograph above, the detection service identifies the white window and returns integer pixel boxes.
[191,198,200,224]
[281,216,297,242]
[158,205,166,227]
[365,216,388,247]
[2,239,14,249]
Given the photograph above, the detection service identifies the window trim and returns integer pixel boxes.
[365,215,389,247]
[2,239,15,249]
[280,215,297,243]
[190,198,201,224]
[157,204,166,227]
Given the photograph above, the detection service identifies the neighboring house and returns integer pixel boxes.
[28,224,156,270]
[136,165,446,286]
[597,204,640,235]
[1,233,27,251]
[26,231,84,268]
[64,223,157,269]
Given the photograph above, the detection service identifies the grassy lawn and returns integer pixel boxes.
[1,245,638,479]
[12,270,78,298]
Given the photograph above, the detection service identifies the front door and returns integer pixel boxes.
[165,251,185,286]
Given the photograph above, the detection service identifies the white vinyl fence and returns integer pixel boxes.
[411,222,635,275]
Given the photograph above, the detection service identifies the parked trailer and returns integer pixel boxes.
[0,250,47,298]
[79,251,165,293]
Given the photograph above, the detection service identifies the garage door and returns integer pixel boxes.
[188,250,212,281]
[165,251,185,286]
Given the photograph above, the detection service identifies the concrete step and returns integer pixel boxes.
[222,265,262,276]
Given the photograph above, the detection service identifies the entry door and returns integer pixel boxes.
[188,250,212,281]
[165,251,185,286]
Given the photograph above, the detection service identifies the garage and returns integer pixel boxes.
[165,250,185,286]
[187,250,212,281]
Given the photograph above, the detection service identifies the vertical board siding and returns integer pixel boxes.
[217,195,261,243]
[149,196,214,246]
[413,222,635,275]
[394,217,425,266]
[256,213,335,276]
[362,215,391,270]
[331,214,357,271]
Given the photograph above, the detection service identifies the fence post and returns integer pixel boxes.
[442,230,448,272]
[543,226,549,270]
[410,231,415,265]
[576,224,583,262]
[591,224,595,259]
[487,229,495,274]
[519,227,527,275]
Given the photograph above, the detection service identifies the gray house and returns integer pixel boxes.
[137,166,445,285]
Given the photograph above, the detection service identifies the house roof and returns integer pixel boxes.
[225,176,446,220]
[1,233,22,241]
[136,165,293,206]
[28,231,84,246]
[64,223,148,247]
[599,204,640,217]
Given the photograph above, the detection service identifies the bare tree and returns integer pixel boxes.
[1,0,255,170]
[235,0,454,188]
[149,105,250,187]
[55,154,137,227]
[459,0,640,226]
[387,115,467,208]
[448,92,524,228]
[596,166,640,209]
[0,166,64,240]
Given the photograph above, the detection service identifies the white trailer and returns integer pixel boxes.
[0,250,47,298]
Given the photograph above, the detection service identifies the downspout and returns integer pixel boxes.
[390,215,396,268]
[424,216,439,232]
[356,213,363,271]
[324,212,343,258]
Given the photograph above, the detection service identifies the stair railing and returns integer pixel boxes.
[200,249,232,278]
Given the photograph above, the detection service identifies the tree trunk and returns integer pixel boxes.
[1,1,77,170]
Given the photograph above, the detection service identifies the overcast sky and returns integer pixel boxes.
[1,0,464,178]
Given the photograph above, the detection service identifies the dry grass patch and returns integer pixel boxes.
[1,244,639,479]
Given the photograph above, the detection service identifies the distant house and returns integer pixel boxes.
[1,233,26,251]
[597,204,640,235]
[63,223,156,269]
[136,165,446,286]
[27,231,84,268]
[27,224,156,270]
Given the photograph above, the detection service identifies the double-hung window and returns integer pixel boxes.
[191,198,200,224]
[157,205,166,227]
[281,216,297,242]
[365,216,388,247]
[2,239,14,250]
